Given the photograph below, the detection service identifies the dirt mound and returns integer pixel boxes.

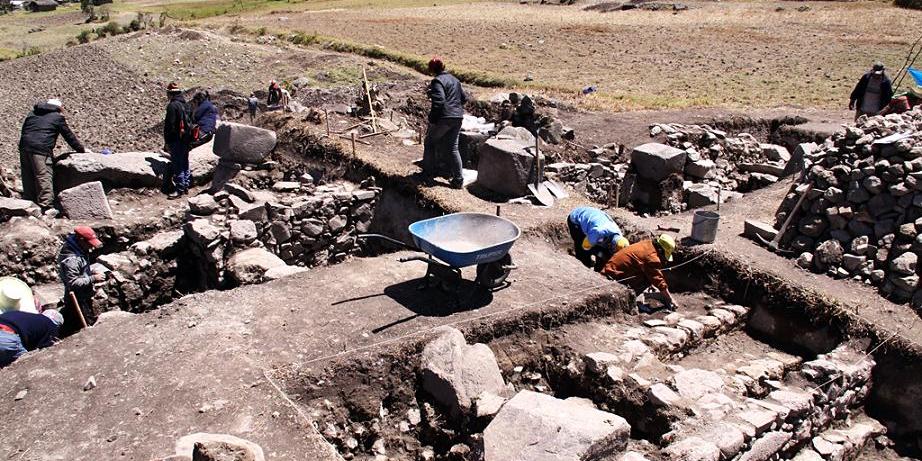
[0,42,164,172]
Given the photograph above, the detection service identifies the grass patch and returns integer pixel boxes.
[158,0,288,20]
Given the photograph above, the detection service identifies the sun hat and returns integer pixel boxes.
[74,226,103,249]
[166,82,182,93]
[656,234,676,262]
[0,277,38,313]
[46,98,62,108]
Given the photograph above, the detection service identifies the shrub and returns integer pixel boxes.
[255,26,267,36]
[76,29,93,44]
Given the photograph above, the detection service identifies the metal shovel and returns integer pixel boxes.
[527,137,555,206]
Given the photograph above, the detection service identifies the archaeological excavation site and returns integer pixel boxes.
[1,3,922,460]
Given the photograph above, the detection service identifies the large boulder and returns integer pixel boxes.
[57,181,113,220]
[213,122,277,164]
[0,197,41,221]
[420,326,507,417]
[483,390,630,461]
[54,150,219,190]
[476,138,536,197]
[226,248,287,285]
[631,143,687,182]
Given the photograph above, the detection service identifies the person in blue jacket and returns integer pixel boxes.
[0,309,63,368]
[191,91,219,147]
[567,206,630,270]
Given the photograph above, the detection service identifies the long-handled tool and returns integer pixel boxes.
[527,137,556,206]
[68,292,89,329]
[756,183,813,255]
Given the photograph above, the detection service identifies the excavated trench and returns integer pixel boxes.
[289,236,922,460]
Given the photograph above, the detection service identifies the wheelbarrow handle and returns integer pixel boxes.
[357,233,419,251]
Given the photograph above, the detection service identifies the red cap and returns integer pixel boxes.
[74,226,102,249]
[166,82,182,93]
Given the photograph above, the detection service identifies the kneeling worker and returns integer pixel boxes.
[602,234,677,308]
[567,207,629,269]
[0,309,63,368]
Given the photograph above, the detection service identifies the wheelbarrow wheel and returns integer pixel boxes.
[476,254,513,289]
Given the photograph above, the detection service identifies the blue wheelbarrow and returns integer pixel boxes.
[359,212,521,291]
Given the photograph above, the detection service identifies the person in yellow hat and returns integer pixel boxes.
[567,207,630,270]
[601,234,677,309]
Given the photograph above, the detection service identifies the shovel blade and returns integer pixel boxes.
[528,184,556,206]
[543,180,569,199]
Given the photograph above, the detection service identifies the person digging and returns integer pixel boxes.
[58,226,104,331]
[601,234,678,310]
[567,206,630,271]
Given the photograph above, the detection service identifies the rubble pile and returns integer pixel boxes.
[634,123,794,212]
[482,92,573,145]
[775,108,922,307]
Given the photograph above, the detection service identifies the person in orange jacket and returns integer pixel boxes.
[602,234,677,308]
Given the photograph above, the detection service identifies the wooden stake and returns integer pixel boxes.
[351,132,357,156]
[362,66,378,133]
[496,205,501,217]
[68,292,88,329]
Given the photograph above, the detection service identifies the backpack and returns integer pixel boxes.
[177,102,199,145]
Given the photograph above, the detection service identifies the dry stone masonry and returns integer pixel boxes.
[775,107,922,308]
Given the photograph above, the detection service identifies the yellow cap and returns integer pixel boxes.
[582,237,592,251]
[615,236,629,251]
[656,234,676,261]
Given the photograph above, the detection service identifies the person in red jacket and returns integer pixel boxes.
[878,86,922,116]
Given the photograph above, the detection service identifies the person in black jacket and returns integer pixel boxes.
[421,57,467,189]
[18,98,85,210]
[163,82,193,198]
[0,309,63,368]
[850,62,893,121]
[191,91,219,147]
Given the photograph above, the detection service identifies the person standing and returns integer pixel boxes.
[421,57,467,189]
[0,309,63,367]
[163,82,193,198]
[567,207,630,270]
[247,93,259,123]
[602,234,678,309]
[267,80,282,107]
[18,98,85,210]
[850,62,893,120]
[191,91,219,147]
[58,226,104,329]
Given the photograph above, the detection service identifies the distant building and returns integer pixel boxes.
[24,0,57,11]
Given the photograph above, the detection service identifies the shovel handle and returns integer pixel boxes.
[68,292,88,329]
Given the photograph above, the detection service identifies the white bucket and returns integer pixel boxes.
[690,210,720,243]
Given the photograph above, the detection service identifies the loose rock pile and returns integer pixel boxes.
[775,108,922,307]
[634,123,793,212]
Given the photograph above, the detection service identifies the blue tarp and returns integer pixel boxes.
[907,67,922,87]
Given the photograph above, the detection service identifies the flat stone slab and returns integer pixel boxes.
[54,150,219,191]
[484,390,630,461]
